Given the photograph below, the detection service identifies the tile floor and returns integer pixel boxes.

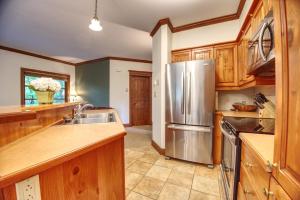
[125,126,221,200]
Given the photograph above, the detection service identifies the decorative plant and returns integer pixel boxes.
[29,77,61,92]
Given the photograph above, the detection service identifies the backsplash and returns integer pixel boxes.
[217,85,276,111]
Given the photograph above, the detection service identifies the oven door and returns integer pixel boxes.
[220,122,240,200]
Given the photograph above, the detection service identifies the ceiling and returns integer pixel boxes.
[0,0,241,63]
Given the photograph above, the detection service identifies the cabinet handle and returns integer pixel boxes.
[244,188,253,195]
[263,188,274,196]
[266,161,278,172]
[245,162,254,168]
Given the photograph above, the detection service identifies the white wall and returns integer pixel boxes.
[109,60,152,124]
[0,49,75,106]
[152,25,172,148]
[172,0,253,50]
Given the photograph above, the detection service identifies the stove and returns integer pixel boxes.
[219,116,275,200]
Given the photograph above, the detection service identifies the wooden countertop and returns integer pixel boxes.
[0,109,126,188]
[0,102,78,124]
[216,111,259,118]
[240,133,274,165]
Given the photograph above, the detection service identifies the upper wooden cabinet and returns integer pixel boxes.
[214,43,238,87]
[171,49,191,63]
[192,47,213,60]
[273,0,300,199]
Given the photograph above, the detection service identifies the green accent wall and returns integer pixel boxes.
[75,60,110,107]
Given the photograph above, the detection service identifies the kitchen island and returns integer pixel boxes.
[0,106,126,200]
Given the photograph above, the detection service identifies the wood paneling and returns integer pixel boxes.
[97,138,125,200]
[192,47,213,60]
[129,71,152,126]
[1,138,125,200]
[273,0,300,199]
[213,112,222,165]
[171,50,192,63]
[214,43,238,87]
[0,105,74,147]
[269,177,291,200]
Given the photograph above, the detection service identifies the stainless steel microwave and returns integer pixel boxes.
[248,11,275,76]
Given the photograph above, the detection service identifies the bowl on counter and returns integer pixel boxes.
[232,103,257,112]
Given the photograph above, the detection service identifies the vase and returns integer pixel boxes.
[35,91,55,104]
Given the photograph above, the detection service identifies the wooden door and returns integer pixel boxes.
[214,43,238,87]
[129,71,152,126]
[171,50,192,63]
[192,47,213,60]
[273,0,300,199]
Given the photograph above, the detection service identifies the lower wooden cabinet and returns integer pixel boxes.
[213,112,222,164]
[238,182,247,200]
[268,177,291,200]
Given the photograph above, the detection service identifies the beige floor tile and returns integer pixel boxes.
[192,176,219,196]
[189,190,220,200]
[126,150,145,160]
[173,164,196,174]
[194,165,219,179]
[133,177,165,199]
[167,170,193,188]
[125,158,136,169]
[146,165,172,181]
[139,152,160,164]
[127,191,153,200]
[158,183,190,200]
[154,158,184,168]
[127,161,152,175]
[126,172,143,190]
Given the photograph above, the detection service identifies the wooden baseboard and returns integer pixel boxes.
[151,140,165,155]
[123,123,132,127]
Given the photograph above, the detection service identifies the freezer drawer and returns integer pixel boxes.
[165,124,213,164]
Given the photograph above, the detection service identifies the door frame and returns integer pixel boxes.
[129,70,152,126]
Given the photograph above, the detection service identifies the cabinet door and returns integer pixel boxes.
[171,50,192,63]
[273,0,300,199]
[192,47,213,60]
[268,177,291,200]
[214,44,238,87]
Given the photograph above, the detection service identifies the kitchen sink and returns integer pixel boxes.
[61,112,116,125]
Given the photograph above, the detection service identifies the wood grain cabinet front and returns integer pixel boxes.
[268,177,291,200]
[192,47,213,60]
[171,49,192,63]
[214,43,238,88]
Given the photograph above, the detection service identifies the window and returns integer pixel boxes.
[21,68,70,105]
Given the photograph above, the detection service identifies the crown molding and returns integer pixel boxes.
[0,45,76,66]
[75,56,152,66]
[150,0,246,36]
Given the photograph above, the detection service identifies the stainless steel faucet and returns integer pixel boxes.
[74,104,94,119]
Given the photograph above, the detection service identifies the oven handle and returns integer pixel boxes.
[220,121,238,145]
[258,22,268,61]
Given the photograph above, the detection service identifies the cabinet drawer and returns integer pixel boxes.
[240,164,259,200]
[241,143,271,200]
[238,182,247,200]
[268,177,291,200]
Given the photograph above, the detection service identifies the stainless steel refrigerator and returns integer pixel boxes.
[165,60,215,165]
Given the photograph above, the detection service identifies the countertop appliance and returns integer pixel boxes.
[248,10,275,76]
[219,116,275,200]
[165,60,215,165]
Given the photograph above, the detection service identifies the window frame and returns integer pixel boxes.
[20,68,70,105]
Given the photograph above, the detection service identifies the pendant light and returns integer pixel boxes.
[89,0,103,31]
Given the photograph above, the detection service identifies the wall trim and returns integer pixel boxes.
[151,140,165,155]
[0,45,76,66]
[75,56,152,66]
[150,0,246,36]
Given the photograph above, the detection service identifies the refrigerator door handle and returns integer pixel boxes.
[167,124,212,132]
[188,72,192,114]
[181,72,185,114]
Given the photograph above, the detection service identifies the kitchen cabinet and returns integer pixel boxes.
[192,47,213,60]
[171,49,191,63]
[268,177,291,200]
[214,43,238,87]
[273,0,300,199]
[213,112,222,164]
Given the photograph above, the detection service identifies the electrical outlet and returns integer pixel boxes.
[16,175,41,200]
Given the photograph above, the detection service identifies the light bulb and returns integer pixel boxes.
[89,17,103,31]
